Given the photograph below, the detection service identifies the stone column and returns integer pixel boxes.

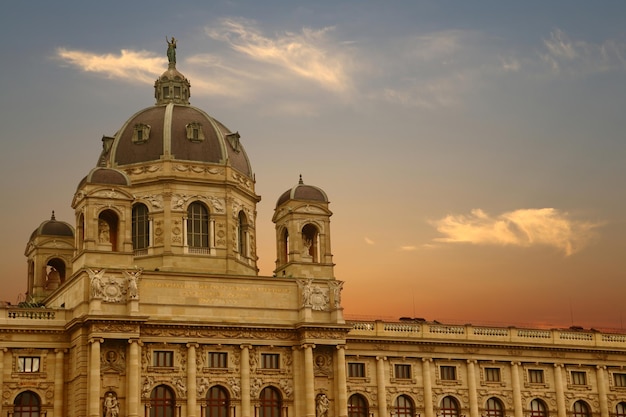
[89,338,103,417]
[241,345,251,417]
[467,360,479,417]
[376,356,387,417]
[422,358,434,417]
[336,345,348,417]
[596,366,609,417]
[554,364,567,417]
[511,362,523,417]
[54,349,66,417]
[188,343,199,417]
[304,344,316,417]
[0,348,6,417]
[292,347,304,417]
[128,339,141,417]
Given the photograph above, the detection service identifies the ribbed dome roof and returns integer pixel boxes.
[98,50,253,178]
[30,212,74,240]
[276,176,329,208]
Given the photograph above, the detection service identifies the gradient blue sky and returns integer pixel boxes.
[1,1,626,329]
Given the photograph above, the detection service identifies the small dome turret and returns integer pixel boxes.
[30,211,74,240]
[276,175,329,208]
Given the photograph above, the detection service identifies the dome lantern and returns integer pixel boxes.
[154,37,191,105]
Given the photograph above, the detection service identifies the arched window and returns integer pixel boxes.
[279,228,289,266]
[78,212,85,251]
[47,257,66,283]
[485,397,504,417]
[259,386,282,417]
[616,402,626,417]
[187,202,209,249]
[348,394,368,417]
[572,401,590,417]
[206,385,229,417]
[394,395,414,417]
[98,209,119,251]
[132,203,150,251]
[150,385,175,417]
[301,223,319,263]
[14,391,41,417]
[238,211,248,257]
[530,399,548,417]
[441,396,460,417]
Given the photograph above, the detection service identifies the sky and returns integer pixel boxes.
[1,1,626,330]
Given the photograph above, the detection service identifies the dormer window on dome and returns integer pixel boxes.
[132,123,151,144]
[186,122,205,142]
[226,132,241,153]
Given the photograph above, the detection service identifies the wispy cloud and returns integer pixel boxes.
[431,208,601,256]
[205,18,351,93]
[399,245,418,251]
[364,237,375,245]
[541,29,626,75]
[55,48,163,84]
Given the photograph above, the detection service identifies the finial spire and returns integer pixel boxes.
[299,174,304,185]
[51,211,56,221]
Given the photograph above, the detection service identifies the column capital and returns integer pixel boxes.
[240,344,252,350]
[510,361,522,366]
[422,357,433,363]
[376,356,387,361]
[554,363,564,369]
[128,338,143,346]
[596,365,607,371]
[89,337,104,345]
[54,348,68,354]
[186,342,199,349]
[302,343,316,350]
[467,359,477,365]
[336,344,347,351]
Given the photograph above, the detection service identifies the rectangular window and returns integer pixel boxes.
[174,86,181,97]
[163,86,170,98]
[209,352,228,368]
[528,369,545,384]
[261,353,280,369]
[18,356,40,373]
[154,351,174,367]
[348,362,366,378]
[440,365,457,381]
[571,371,587,385]
[615,373,626,387]
[395,364,412,379]
[485,367,501,382]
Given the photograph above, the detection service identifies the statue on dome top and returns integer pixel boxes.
[166,36,177,64]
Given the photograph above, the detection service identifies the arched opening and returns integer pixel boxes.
[45,257,66,290]
[238,211,248,257]
[132,203,150,252]
[441,396,460,417]
[485,397,504,417]
[301,223,319,263]
[348,394,368,417]
[616,402,626,417]
[573,401,590,417]
[14,390,41,417]
[187,202,210,251]
[529,399,548,417]
[278,228,289,267]
[259,386,282,417]
[394,394,415,417]
[98,209,119,251]
[104,391,120,417]
[206,385,229,417]
[150,385,175,417]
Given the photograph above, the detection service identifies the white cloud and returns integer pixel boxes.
[205,18,351,93]
[541,29,626,75]
[55,48,163,84]
[364,237,375,245]
[431,208,601,256]
[399,245,418,251]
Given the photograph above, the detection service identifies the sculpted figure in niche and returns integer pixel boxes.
[316,393,329,417]
[103,392,120,417]
[98,219,110,244]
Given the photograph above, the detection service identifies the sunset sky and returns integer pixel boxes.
[1,1,626,330]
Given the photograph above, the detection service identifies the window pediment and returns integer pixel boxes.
[186,122,205,143]
[132,123,151,144]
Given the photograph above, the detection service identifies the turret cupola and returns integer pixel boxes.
[154,37,191,105]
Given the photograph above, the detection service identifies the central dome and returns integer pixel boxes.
[99,57,253,178]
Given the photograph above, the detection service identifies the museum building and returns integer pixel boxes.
[2,43,626,417]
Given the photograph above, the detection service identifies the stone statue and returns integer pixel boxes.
[88,268,106,298]
[98,220,110,244]
[316,393,329,417]
[166,36,177,64]
[124,268,143,299]
[103,392,120,417]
